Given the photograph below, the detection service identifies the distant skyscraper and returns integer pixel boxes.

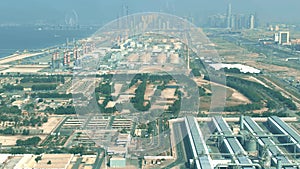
[207,14,227,28]
[226,3,232,29]
[231,15,235,30]
[249,14,255,29]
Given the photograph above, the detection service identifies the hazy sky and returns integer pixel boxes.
[0,0,299,25]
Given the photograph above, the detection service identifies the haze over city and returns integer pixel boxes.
[0,0,299,25]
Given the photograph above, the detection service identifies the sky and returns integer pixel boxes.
[0,0,299,26]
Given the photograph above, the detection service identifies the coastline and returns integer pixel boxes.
[0,52,44,65]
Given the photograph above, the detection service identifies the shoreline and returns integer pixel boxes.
[0,52,45,65]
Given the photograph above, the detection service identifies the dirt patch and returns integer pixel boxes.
[245,76,270,88]
[41,116,64,134]
[144,84,155,100]
[230,89,251,103]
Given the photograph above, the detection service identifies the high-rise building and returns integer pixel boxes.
[231,15,235,30]
[226,3,232,28]
[231,14,248,30]
[279,31,290,45]
[249,14,255,29]
[207,14,226,28]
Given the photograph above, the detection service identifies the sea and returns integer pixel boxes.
[0,26,97,58]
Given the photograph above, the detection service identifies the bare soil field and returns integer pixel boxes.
[41,116,64,134]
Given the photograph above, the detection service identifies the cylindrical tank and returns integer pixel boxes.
[239,135,245,146]
[239,130,249,146]
[245,138,257,152]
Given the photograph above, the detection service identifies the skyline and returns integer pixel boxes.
[0,0,299,26]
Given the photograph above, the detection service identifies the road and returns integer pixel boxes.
[93,148,105,169]
[165,122,186,169]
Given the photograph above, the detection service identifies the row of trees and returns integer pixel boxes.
[0,106,21,115]
[205,75,297,112]
[95,76,117,114]
[22,116,47,127]
[16,136,41,146]
[54,106,76,115]
[20,76,65,83]
[131,75,151,111]
[129,74,173,88]
[32,92,72,98]
[8,146,87,155]
[31,92,85,99]
[31,84,57,91]
[0,127,15,135]
[3,84,24,91]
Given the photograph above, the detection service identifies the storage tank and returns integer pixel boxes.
[238,130,249,146]
[245,138,257,152]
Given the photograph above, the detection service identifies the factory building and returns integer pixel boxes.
[267,116,300,155]
[177,116,300,169]
[184,116,213,169]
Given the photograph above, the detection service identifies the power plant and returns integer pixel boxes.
[176,116,300,169]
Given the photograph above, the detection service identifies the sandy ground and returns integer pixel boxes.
[170,54,179,64]
[0,135,47,146]
[128,54,139,62]
[144,84,155,100]
[112,83,123,97]
[246,60,300,81]
[126,82,140,94]
[194,78,251,103]
[246,76,270,88]
[41,116,64,134]
[141,53,151,63]
[157,53,167,64]
[0,53,44,64]
[1,67,45,73]
[161,88,177,100]
[230,90,251,103]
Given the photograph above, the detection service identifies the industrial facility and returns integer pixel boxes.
[177,116,300,169]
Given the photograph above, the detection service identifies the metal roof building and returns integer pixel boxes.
[184,116,213,169]
[212,116,254,169]
[243,116,295,169]
[268,116,300,154]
